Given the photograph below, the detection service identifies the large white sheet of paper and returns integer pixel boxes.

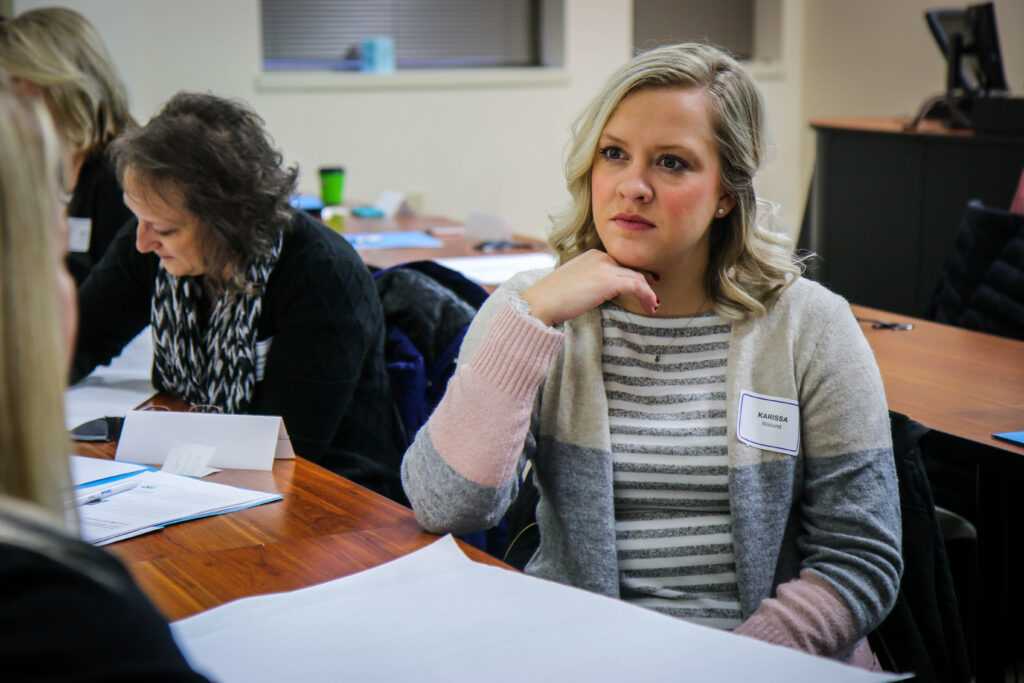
[64,327,155,430]
[172,536,910,683]
[435,252,555,286]
[78,469,282,545]
[115,410,294,471]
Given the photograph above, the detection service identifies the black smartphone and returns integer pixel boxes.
[70,416,124,442]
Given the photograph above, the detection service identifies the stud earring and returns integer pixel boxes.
[716,207,725,216]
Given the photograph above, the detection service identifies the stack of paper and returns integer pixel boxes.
[75,468,281,546]
[172,536,908,683]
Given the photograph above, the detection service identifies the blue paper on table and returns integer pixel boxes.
[993,431,1024,446]
[344,231,443,250]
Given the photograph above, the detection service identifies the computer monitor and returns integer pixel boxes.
[926,2,1008,98]
[919,2,1009,128]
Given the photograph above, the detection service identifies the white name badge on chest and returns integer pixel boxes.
[737,391,800,455]
[67,217,92,253]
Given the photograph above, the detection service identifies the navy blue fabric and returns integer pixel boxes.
[373,261,506,553]
[374,261,487,446]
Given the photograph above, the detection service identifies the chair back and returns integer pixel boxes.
[374,261,488,447]
[925,199,1024,341]
[869,412,971,682]
[374,261,507,555]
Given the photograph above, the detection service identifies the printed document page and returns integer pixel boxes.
[78,470,280,545]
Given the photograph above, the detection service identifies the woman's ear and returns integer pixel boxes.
[716,194,736,218]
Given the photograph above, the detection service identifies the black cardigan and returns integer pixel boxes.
[73,210,403,501]
[66,156,134,285]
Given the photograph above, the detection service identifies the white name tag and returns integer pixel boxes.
[737,391,800,456]
[68,217,92,253]
[255,337,273,382]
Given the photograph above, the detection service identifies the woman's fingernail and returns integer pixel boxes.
[656,297,661,305]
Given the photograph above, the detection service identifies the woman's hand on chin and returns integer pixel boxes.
[521,249,659,326]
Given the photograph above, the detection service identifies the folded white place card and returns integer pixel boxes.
[162,442,221,477]
[114,411,294,471]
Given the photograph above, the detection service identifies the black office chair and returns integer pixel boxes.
[926,199,1024,341]
[868,412,972,683]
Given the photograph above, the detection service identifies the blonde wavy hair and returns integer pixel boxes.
[548,42,802,320]
[0,78,74,520]
[0,7,135,162]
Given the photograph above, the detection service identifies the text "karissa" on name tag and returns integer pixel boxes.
[737,390,800,455]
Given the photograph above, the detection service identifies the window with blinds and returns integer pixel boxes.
[261,0,541,70]
[633,0,782,63]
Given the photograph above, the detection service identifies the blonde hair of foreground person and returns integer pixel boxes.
[548,42,802,321]
[0,79,75,520]
[0,6,134,162]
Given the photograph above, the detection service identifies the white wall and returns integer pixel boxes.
[19,0,918,240]
[13,0,635,239]
[801,0,1024,194]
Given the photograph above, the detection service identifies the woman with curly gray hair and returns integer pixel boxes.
[402,43,900,669]
[73,92,403,502]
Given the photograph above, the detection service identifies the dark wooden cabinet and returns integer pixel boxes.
[800,117,1024,316]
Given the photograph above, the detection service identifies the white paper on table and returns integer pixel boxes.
[115,411,294,471]
[64,327,155,430]
[373,189,408,217]
[463,211,510,241]
[162,443,221,477]
[69,454,150,488]
[172,535,911,683]
[92,526,163,546]
[435,252,556,286]
[77,470,281,545]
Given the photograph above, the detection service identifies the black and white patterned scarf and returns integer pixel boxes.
[151,237,282,414]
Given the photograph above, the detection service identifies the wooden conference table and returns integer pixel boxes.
[852,304,1024,681]
[340,210,548,272]
[852,304,1024,453]
[73,395,507,622]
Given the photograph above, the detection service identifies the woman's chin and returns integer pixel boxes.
[605,248,656,273]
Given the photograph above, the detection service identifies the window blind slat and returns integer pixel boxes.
[261,0,538,69]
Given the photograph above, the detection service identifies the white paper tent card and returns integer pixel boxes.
[115,410,294,471]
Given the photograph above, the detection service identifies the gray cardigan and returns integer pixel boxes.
[402,271,902,636]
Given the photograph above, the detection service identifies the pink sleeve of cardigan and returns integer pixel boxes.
[427,299,563,488]
[732,569,876,666]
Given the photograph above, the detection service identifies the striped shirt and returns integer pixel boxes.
[601,302,742,630]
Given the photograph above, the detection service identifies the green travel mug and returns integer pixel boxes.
[319,167,345,206]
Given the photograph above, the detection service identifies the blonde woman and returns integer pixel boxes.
[0,6,135,283]
[0,80,206,680]
[402,43,900,668]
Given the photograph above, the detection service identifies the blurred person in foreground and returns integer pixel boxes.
[0,77,207,681]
